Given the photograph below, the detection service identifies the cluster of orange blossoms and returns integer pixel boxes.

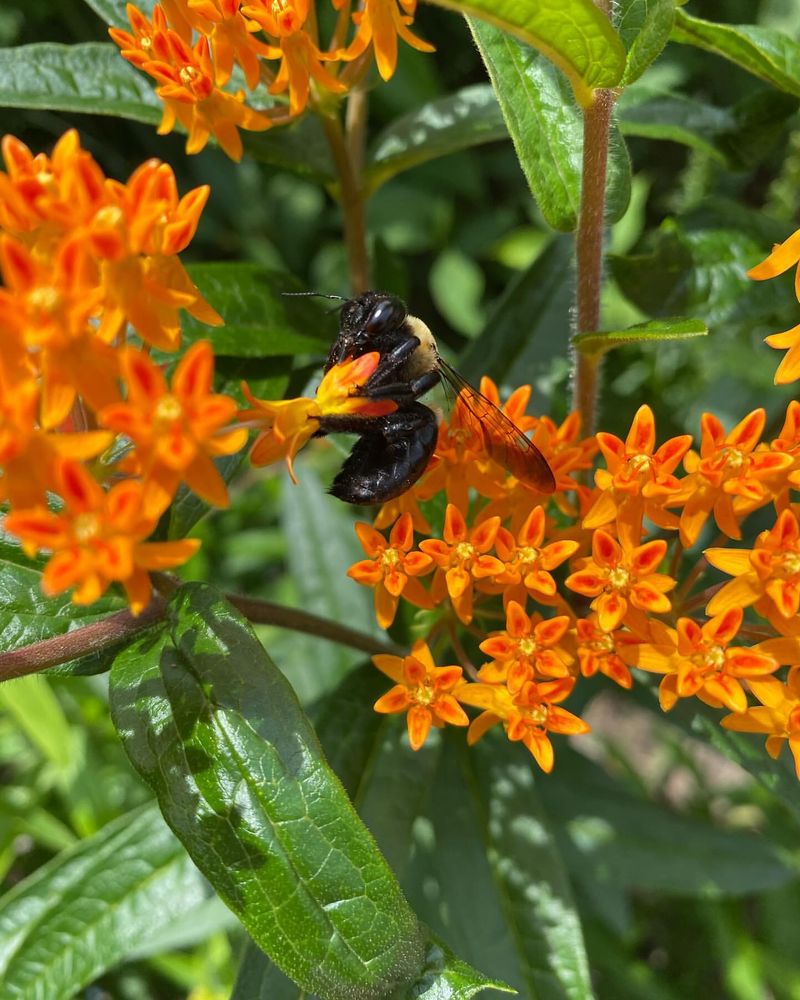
[111,0,433,160]
[0,131,250,611]
[249,244,800,775]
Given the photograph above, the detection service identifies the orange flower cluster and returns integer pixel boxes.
[749,224,800,384]
[334,387,800,776]
[111,0,433,159]
[0,131,244,612]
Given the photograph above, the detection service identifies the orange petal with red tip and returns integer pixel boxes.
[704,606,742,644]
[406,705,433,750]
[434,695,468,727]
[726,650,778,676]
[523,731,554,773]
[389,511,414,550]
[123,347,168,404]
[57,459,103,513]
[354,521,385,558]
[374,685,411,714]
[630,538,667,575]
[403,551,433,575]
[41,549,87,595]
[534,615,570,645]
[518,505,545,547]
[505,600,530,638]
[523,570,556,596]
[626,405,656,454]
[471,515,501,552]
[135,538,201,570]
[443,504,467,544]
[372,653,404,683]
[595,432,625,468]
[659,675,679,711]
[592,529,620,566]
[480,636,515,659]
[766,579,799,617]
[374,586,399,628]
[596,591,626,631]
[539,539,579,570]
[728,408,765,451]
[630,582,672,614]
[383,568,407,598]
[173,340,214,399]
[703,675,747,713]
[565,570,605,596]
[548,705,591,735]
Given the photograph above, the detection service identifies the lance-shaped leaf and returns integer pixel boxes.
[0,802,210,998]
[617,0,676,85]
[0,42,160,122]
[425,0,625,106]
[364,84,507,194]
[471,23,630,232]
[109,583,426,1000]
[573,317,708,358]
[672,10,800,98]
[617,88,734,160]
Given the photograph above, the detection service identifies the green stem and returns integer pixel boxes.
[321,111,371,294]
[572,85,613,432]
[0,590,401,683]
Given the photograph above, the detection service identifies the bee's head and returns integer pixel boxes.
[338,292,408,351]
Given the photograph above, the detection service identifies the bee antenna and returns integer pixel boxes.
[282,291,348,301]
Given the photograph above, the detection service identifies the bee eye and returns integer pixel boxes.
[365,296,406,333]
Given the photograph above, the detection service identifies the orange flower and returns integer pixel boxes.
[620,608,779,712]
[347,513,434,627]
[113,8,272,160]
[100,341,247,518]
[240,351,396,479]
[565,528,675,631]
[477,601,572,692]
[243,0,346,116]
[706,508,800,622]
[185,0,273,88]
[748,226,800,300]
[459,678,588,773]
[763,322,800,385]
[0,236,119,428]
[574,616,634,689]
[341,0,434,81]
[4,459,199,614]
[493,504,579,607]
[721,667,800,779]
[584,404,691,545]
[372,640,468,750]
[670,410,792,546]
[419,504,503,623]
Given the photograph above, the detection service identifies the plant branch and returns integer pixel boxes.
[320,111,371,294]
[572,84,613,433]
[0,590,401,683]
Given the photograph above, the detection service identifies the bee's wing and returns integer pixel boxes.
[437,358,556,494]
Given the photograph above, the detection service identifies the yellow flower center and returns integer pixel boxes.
[780,552,800,578]
[588,633,614,654]
[29,286,61,316]
[522,704,548,727]
[179,66,199,86]
[140,35,152,50]
[381,547,401,571]
[454,541,475,564]
[607,566,631,591]
[515,545,539,570]
[694,643,726,674]
[154,394,183,426]
[95,205,124,228]
[628,453,652,474]
[722,447,745,472]
[413,684,434,706]
[73,512,101,544]
[35,170,54,189]
[518,637,538,657]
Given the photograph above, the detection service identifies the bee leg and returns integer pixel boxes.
[361,336,420,389]
[329,403,438,505]
[360,370,440,401]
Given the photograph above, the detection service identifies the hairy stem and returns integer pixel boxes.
[321,112,371,294]
[0,590,401,683]
[572,0,613,433]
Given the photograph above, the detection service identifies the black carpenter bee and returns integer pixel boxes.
[312,290,556,505]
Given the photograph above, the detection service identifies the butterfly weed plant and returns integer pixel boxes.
[1,1,800,998]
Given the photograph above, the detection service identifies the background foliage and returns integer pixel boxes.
[2,0,800,998]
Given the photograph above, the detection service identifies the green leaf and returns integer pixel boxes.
[425,0,625,105]
[182,263,333,358]
[609,221,787,326]
[458,236,574,384]
[671,10,800,98]
[470,24,630,232]
[617,0,676,85]
[81,0,141,28]
[0,676,76,779]
[617,87,735,160]
[0,528,124,678]
[109,583,426,1000]
[0,802,209,997]
[573,317,708,358]
[0,42,160,122]
[539,746,794,898]
[244,117,336,184]
[365,85,506,193]
[468,737,595,1000]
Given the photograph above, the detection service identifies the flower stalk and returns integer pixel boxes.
[321,110,371,294]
